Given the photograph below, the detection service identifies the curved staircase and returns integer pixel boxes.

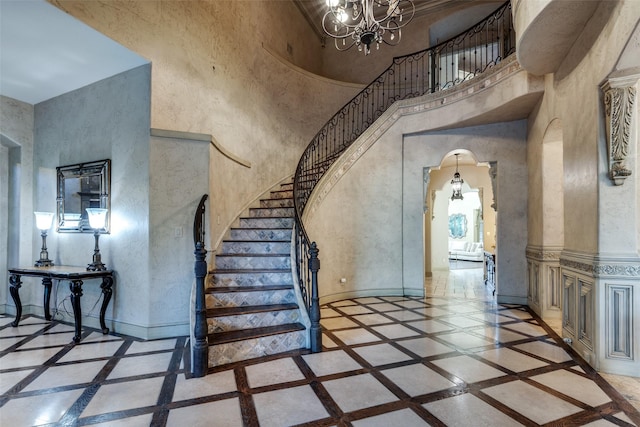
[205,181,308,367]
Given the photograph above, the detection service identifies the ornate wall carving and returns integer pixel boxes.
[601,75,638,186]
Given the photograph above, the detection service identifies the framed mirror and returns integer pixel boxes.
[56,159,111,233]
[448,213,467,239]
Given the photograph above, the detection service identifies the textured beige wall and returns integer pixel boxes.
[51,0,360,249]
[526,1,640,255]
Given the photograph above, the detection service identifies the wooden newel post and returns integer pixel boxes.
[309,242,322,352]
[192,241,208,377]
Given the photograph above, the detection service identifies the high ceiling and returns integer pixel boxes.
[0,0,484,106]
[0,0,147,105]
[293,0,490,41]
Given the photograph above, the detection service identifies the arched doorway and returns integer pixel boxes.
[424,150,496,293]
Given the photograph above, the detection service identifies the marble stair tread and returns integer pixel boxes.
[211,268,291,274]
[206,284,293,293]
[206,303,299,317]
[209,322,305,346]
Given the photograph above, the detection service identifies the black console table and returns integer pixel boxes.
[8,266,114,343]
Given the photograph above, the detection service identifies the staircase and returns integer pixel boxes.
[205,181,309,367]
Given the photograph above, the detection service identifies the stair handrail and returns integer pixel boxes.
[293,1,515,350]
[192,194,209,377]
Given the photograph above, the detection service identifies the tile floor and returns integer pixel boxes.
[1,267,639,426]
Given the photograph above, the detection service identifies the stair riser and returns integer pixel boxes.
[260,198,293,208]
[209,272,293,288]
[207,309,301,333]
[239,217,293,229]
[249,207,294,218]
[206,289,296,307]
[208,329,306,367]
[220,241,290,255]
[270,190,293,200]
[229,229,292,241]
[279,183,294,191]
[216,255,290,270]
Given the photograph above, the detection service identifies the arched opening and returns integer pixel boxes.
[424,149,496,296]
[526,118,564,322]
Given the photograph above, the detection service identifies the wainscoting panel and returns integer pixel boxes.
[578,278,594,351]
[548,265,561,310]
[563,273,576,336]
[606,284,633,360]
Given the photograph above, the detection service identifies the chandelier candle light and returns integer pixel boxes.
[34,211,55,267]
[323,0,415,55]
[86,208,108,271]
[451,153,464,201]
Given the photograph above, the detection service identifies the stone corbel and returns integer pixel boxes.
[489,161,498,211]
[601,73,638,186]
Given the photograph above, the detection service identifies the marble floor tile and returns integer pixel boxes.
[405,319,455,333]
[18,331,76,349]
[381,363,455,396]
[353,343,413,366]
[126,338,176,354]
[80,376,165,417]
[107,351,174,379]
[172,369,237,401]
[0,388,84,426]
[253,385,329,427]
[332,328,382,345]
[0,346,63,369]
[167,398,242,427]
[245,357,305,388]
[352,313,394,325]
[336,305,374,315]
[0,368,35,394]
[423,393,523,426]
[22,359,107,391]
[57,339,124,362]
[398,336,455,358]
[514,341,573,363]
[432,355,506,383]
[474,347,548,372]
[482,380,583,424]
[352,408,430,426]
[531,369,612,407]
[302,349,363,376]
[323,373,397,412]
[437,331,494,349]
[1,278,638,427]
[372,323,421,339]
[471,326,529,344]
[320,317,358,330]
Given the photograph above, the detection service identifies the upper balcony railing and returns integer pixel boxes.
[293,1,515,352]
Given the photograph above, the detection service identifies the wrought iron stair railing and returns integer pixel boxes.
[293,1,515,351]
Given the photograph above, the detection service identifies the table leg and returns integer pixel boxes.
[69,279,84,343]
[42,277,53,321]
[9,274,22,327]
[99,276,113,334]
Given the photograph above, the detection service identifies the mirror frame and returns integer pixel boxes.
[56,159,111,233]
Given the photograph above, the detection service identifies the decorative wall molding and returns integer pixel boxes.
[601,73,639,186]
[594,263,640,277]
[560,258,594,274]
[526,245,562,261]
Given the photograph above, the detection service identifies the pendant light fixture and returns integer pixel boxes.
[322,0,415,55]
[451,153,464,200]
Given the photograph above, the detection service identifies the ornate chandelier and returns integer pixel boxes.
[322,0,415,55]
[451,154,464,200]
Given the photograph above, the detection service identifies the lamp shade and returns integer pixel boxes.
[34,212,55,230]
[86,208,108,230]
